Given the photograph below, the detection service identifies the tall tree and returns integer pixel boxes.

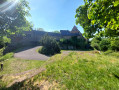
[75,4,102,39]
[76,0,119,38]
[88,0,119,37]
[0,0,32,46]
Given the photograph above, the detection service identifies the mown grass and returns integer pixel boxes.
[23,51,119,89]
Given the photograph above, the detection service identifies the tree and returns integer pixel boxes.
[99,38,110,51]
[60,36,87,50]
[0,0,32,46]
[75,4,102,39]
[110,38,119,51]
[53,30,60,33]
[88,0,119,37]
[76,0,119,38]
[91,35,101,50]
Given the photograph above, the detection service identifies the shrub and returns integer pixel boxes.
[91,36,101,50]
[40,34,61,55]
[59,36,87,50]
[99,38,110,51]
[103,50,113,55]
[0,52,13,62]
[111,38,119,51]
[0,36,11,47]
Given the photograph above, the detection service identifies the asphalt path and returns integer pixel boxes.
[14,46,49,60]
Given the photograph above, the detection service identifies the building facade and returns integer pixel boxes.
[4,26,84,52]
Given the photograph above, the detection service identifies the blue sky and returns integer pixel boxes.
[27,0,84,33]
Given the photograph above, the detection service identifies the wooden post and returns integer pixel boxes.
[1,63,3,71]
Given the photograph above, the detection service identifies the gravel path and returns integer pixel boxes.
[14,46,49,60]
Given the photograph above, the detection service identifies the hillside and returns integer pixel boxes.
[1,51,119,89]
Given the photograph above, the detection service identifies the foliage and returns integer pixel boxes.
[60,36,87,49]
[75,4,101,39]
[0,36,11,47]
[110,38,119,51]
[99,38,110,51]
[91,36,101,50]
[88,0,119,37]
[0,48,4,56]
[91,36,119,51]
[40,34,61,55]
[76,0,119,38]
[0,0,32,46]
[53,30,60,33]
[0,52,14,62]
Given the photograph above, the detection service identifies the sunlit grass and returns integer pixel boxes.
[30,51,119,89]
[0,51,119,89]
[0,58,45,75]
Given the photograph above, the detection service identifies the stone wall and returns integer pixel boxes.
[4,30,84,53]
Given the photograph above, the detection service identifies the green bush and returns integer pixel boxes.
[99,38,110,51]
[103,50,113,55]
[60,36,87,50]
[0,48,4,56]
[91,36,101,50]
[0,52,13,62]
[111,38,119,51]
[40,34,61,55]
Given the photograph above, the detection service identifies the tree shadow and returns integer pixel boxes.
[0,79,40,90]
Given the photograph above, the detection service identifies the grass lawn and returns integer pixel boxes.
[0,52,46,89]
[1,50,119,89]
[14,51,119,89]
[0,58,45,75]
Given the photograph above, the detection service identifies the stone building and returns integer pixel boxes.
[5,26,84,52]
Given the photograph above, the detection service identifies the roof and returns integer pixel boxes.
[60,30,80,36]
[71,26,81,33]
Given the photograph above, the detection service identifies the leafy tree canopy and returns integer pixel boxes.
[0,0,32,46]
[53,30,60,33]
[88,0,119,37]
[76,0,119,38]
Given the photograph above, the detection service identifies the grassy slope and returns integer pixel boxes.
[15,51,119,89]
[0,52,45,89]
[0,58,45,75]
[0,50,119,89]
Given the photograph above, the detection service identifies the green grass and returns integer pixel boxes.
[0,52,14,62]
[22,51,119,89]
[0,58,45,76]
[1,50,119,89]
[103,50,119,58]
[36,46,42,53]
[0,52,46,89]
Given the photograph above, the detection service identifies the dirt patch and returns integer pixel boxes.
[33,80,60,90]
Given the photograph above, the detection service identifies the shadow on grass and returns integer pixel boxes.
[0,79,40,90]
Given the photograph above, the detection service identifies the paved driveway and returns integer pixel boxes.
[14,46,49,60]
